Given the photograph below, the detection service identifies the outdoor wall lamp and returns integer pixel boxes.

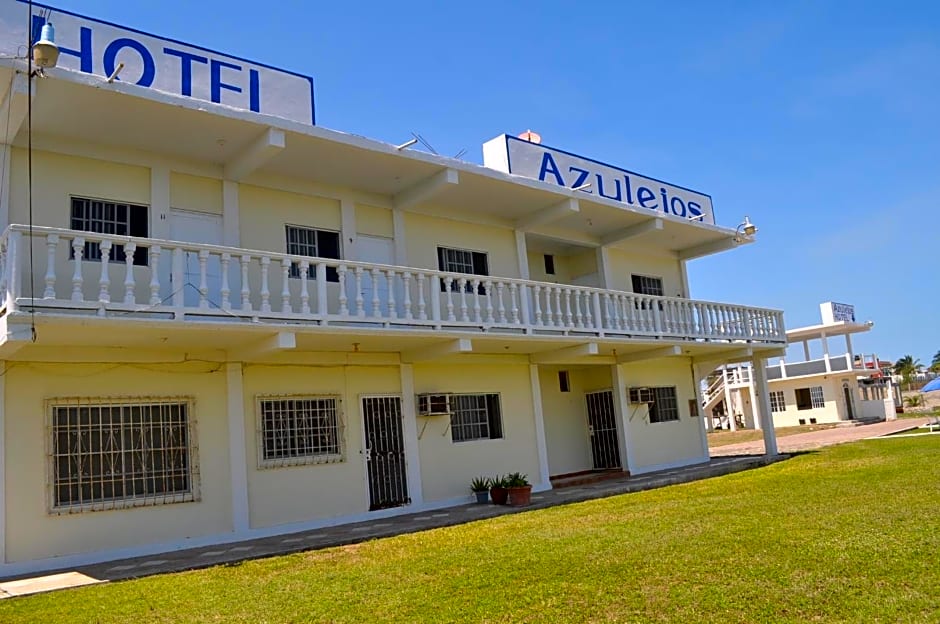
[32,21,59,71]
[734,215,758,241]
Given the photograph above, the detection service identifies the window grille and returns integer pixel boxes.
[257,395,344,467]
[810,386,825,409]
[631,274,664,296]
[648,387,679,423]
[769,391,786,413]
[796,386,825,410]
[285,225,340,281]
[437,246,489,294]
[48,398,197,513]
[70,197,149,265]
[450,393,503,442]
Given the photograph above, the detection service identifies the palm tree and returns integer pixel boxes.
[932,350,940,368]
[893,355,921,390]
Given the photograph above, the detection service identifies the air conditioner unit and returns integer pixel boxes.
[416,393,452,416]
[628,387,654,404]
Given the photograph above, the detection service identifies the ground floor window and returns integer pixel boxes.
[769,390,786,413]
[50,398,196,512]
[450,393,503,442]
[795,386,825,410]
[257,396,343,467]
[648,387,679,423]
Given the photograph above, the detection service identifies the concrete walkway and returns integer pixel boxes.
[709,417,927,457]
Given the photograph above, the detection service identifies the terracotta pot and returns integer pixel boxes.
[489,486,509,505]
[508,485,532,507]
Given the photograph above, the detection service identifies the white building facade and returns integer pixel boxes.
[0,2,786,576]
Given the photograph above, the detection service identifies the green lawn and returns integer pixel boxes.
[3,438,939,623]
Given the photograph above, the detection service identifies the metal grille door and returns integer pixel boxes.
[585,390,621,470]
[362,396,409,511]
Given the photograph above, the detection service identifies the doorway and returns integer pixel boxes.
[356,235,398,318]
[843,383,856,420]
[585,390,621,470]
[169,209,223,308]
[362,395,409,510]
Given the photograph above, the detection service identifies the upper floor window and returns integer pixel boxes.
[71,197,149,266]
[285,225,340,282]
[648,386,679,423]
[437,246,488,293]
[631,274,664,297]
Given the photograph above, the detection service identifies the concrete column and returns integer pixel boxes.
[515,231,530,280]
[222,181,240,246]
[0,144,10,230]
[528,365,551,488]
[596,246,613,289]
[399,364,424,505]
[723,369,736,431]
[803,341,811,361]
[150,165,171,239]
[392,209,407,266]
[845,334,855,369]
[821,332,831,372]
[609,364,636,473]
[751,356,778,456]
[225,362,251,534]
[691,363,710,457]
[749,376,760,430]
[340,198,358,261]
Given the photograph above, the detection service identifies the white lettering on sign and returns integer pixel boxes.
[0,0,315,125]
[483,135,715,224]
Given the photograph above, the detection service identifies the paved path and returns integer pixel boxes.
[709,418,927,456]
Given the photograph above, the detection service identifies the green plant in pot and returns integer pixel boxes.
[470,476,490,504]
[506,472,532,507]
[489,474,510,505]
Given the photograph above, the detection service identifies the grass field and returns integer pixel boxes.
[2,437,938,623]
[707,423,837,447]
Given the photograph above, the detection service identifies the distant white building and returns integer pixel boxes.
[703,303,897,430]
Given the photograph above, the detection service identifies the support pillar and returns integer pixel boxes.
[821,331,830,372]
[610,364,636,474]
[751,356,778,456]
[692,363,710,457]
[723,369,736,431]
[399,364,424,505]
[225,362,250,534]
[528,365,551,488]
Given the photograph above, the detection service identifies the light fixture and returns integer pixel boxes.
[734,215,758,241]
[31,21,59,70]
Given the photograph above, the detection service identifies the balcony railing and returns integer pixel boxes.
[0,225,786,344]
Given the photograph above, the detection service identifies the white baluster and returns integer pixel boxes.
[386,269,397,319]
[123,241,136,304]
[259,256,271,313]
[199,249,211,309]
[280,258,292,313]
[71,237,85,302]
[484,280,494,323]
[458,278,469,322]
[444,277,455,321]
[553,287,563,326]
[574,290,583,328]
[601,293,612,330]
[97,239,112,305]
[240,254,252,312]
[220,253,231,310]
[416,272,427,320]
[316,262,328,318]
[43,234,58,299]
[149,245,161,305]
[496,282,507,324]
[471,278,481,322]
[299,260,311,314]
[371,268,382,318]
[532,284,542,326]
[338,264,348,316]
[172,247,185,309]
[402,272,413,320]
[354,267,365,317]
[509,282,520,324]
[563,288,573,328]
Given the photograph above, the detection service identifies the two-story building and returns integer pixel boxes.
[0,2,786,576]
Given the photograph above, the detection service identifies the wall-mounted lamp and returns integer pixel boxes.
[734,215,758,242]
[31,22,59,71]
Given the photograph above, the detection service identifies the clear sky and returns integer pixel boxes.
[47,0,940,366]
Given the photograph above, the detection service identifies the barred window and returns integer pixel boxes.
[437,246,489,294]
[50,398,196,512]
[796,386,825,411]
[769,391,786,413]
[258,396,343,467]
[450,393,503,442]
[810,386,825,409]
[631,274,664,296]
[648,387,679,423]
[70,197,149,266]
[285,225,340,282]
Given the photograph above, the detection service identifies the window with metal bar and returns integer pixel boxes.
[450,393,503,442]
[285,225,340,282]
[257,396,344,467]
[648,386,679,423]
[49,398,196,512]
[70,197,149,265]
[437,246,489,294]
[769,390,786,413]
[631,274,664,296]
[795,386,825,410]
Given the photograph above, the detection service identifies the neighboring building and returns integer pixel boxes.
[703,303,896,429]
[0,3,786,575]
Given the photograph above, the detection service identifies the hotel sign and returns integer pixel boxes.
[821,301,856,324]
[483,134,715,225]
[0,1,316,124]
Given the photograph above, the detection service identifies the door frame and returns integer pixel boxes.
[359,393,410,511]
[584,387,621,470]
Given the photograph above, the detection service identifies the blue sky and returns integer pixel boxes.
[48,0,940,365]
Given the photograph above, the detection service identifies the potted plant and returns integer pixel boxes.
[470,476,490,504]
[506,472,532,507]
[489,474,509,505]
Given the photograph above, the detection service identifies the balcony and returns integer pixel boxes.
[0,225,786,348]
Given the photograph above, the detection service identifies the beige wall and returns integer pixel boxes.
[607,246,684,297]
[241,364,400,528]
[170,172,222,215]
[404,212,520,278]
[238,184,342,255]
[413,363,540,501]
[619,359,706,470]
[540,366,610,476]
[766,376,850,427]
[527,249,598,287]
[356,204,394,239]
[3,361,232,563]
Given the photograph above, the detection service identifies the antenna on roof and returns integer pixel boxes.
[452,148,467,160]
[411,132,438,155]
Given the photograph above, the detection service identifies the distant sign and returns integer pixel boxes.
[821,301,856,324]
[482,134,715,225]
[0,0,315,124]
